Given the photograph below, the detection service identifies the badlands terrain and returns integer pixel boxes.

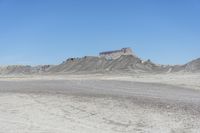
[0,48,200,133]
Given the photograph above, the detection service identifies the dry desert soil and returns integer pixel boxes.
[0,73,200,133]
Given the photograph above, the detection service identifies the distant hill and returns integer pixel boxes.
[184,58,200,72]
[0,48,199,75]
[0,65,52,75]
[47,55,164,74]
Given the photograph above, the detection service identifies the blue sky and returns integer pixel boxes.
[0,0,199,65]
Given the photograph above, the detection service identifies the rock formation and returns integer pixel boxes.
[0,48,199,75]
[99,48,134,60]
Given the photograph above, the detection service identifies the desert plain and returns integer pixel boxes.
[0,73,200,133]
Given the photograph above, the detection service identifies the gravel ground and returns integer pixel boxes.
[0,77,200,133]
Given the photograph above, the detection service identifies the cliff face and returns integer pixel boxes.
[99,48,135,60]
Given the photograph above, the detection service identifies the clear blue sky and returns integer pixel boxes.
[0,0,200,65]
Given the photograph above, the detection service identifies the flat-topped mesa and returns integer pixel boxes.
[99,47,135,60]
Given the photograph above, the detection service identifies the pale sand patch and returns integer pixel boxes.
[0,77,199,133]
[0,73,199,90]
[0,93,199,133]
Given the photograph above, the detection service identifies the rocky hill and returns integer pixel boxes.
[183,58,200,72]
[0,65,52,75]
[0,48,199,75]
[99,47,134,60]
[47,55,163,74]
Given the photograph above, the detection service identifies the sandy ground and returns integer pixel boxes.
[0,73,200,133]
[1,73,199,89]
